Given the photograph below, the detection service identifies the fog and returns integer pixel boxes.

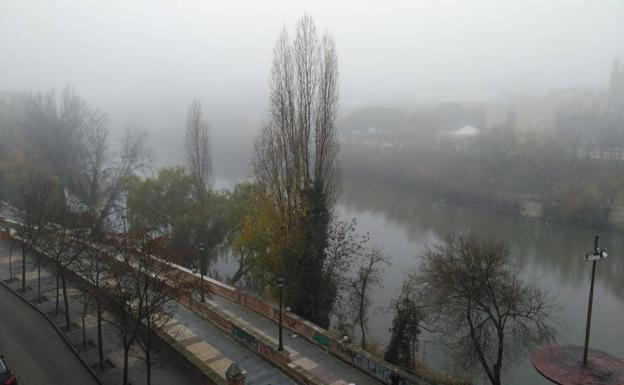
[2,3,624,385]
[2,1,622,155]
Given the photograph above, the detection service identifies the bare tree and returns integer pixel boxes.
[185,99,212,196]
[135,242,190,385]
[76,285,92,351]
[412,233,556,385]
[40,204,89,330]
[253,14,341,327]
[104,228,189,385]
[254,14,340,215]
[95,127,151,230]
[15,164,58,295]
[78,241,112,371]
[349,246,389,350]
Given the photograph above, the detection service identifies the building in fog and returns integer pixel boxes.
[609,58,624,114]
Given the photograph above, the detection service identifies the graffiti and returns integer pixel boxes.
[351,352,411,385]
[313,332,330,347]
[231,325,258,350]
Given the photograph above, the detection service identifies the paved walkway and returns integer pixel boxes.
[0,243,197,385]
[0,240,295,385]
[0,282,100,385]
[174,304,294,385]
[207,295,380,385]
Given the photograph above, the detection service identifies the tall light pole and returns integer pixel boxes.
[121,214,128,262]
[8,231,13,281]
[1,227,12,281]
[198,242,206,303]
[277,276,285,351]
[583,234,607,365]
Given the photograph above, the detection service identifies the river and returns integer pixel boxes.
[214,176,624,385]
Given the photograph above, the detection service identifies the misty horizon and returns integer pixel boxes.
[2,1,623,132]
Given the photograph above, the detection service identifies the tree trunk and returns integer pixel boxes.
[82,313,87,349]
[8,243,13,280]
[231,263,245,284]
[123,347,130,385]
[359,279,367,350]
[21,245,26,291]
[61,270,71,329]
[82,292,87,349]
[55,259,60,314]
[360,309,366,350]
[146,349,151,385]
[37,256,41,300]
[97,301,104,371]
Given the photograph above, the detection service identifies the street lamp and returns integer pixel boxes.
[1,226,11,281]
[198,242,206,303]
[276,276,285,351]
[582,234,608,365]
[121,214,128,262]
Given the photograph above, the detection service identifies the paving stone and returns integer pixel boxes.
[208,357,233,378]
[293,356,319,371]
[186,341,220,362]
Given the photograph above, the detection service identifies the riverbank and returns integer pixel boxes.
[342,171,624,231]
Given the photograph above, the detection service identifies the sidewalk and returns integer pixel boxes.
[205,295,380,385]
[0,241,196,385]
[174,303,294,385]
[0,241,294,385]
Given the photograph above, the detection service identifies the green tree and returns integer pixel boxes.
[384,280,422,370]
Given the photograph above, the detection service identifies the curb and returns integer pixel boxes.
[0,279,103,385]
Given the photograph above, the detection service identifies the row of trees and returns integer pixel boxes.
[0,86,191,385]
[7,182,190,385]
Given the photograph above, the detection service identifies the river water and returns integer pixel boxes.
[214,176,624,385]
[339,178,624,385]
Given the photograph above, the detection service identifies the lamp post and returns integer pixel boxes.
[1,227,11,281]
[198,242,206,303]
[277,276,285,351]
[8,231,13,281]
[121,214,128,262]
[583,234,607,365]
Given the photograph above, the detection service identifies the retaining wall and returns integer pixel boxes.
[173,265,436,385]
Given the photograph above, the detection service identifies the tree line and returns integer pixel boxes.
[342,104,624,228]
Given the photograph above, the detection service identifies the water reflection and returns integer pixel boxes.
[341,178,624,301]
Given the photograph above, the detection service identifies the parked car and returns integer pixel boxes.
[0,356,16,385]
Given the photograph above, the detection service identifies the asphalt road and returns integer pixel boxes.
[0,284,99,385]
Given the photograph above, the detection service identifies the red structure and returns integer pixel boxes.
[532,345,624,385]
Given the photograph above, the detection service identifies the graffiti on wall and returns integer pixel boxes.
[231,325,258,351]
[313,332,330,347]
[351,352,410,385]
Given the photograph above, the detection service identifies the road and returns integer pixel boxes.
[0,284,99,385]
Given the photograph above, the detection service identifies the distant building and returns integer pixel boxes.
[609,58,624,114]
[452,124,480,137]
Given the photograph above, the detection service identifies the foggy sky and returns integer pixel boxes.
[1,0,623,136]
